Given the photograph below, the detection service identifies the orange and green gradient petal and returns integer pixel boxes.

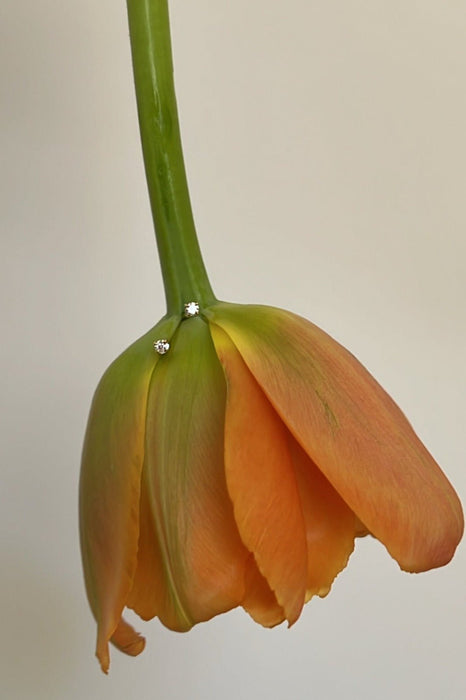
[207,302,464,573]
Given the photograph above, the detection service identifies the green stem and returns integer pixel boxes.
[126,0,216,315]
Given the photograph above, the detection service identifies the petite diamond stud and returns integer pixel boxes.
[184,301,200,318]
[154,339,170,355]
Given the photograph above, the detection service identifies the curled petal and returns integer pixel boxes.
[79,317,178,672]
[208,303,464,572]
[143,317,249,630]
[211,324,308,625]
[103,617,145,665]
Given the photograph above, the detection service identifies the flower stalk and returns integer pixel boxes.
[126,0,215,313]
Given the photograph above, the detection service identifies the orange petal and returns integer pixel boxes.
[126,476,167,622]
[143,317,249,631]
[211,323,308,625]
[289,436,358,599]
[208,303,464,572]
[79,316,179,672]
[98,618,145,675]
[242,555,285,628]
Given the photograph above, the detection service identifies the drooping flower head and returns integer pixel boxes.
[80,301,463,672]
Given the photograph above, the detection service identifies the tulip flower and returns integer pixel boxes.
[80,0,463,673]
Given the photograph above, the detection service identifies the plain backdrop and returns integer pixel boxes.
[1,1,465,698]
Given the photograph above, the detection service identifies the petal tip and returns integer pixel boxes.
[120,631,146,657]
[96,616,146,674]
[96,645,110,675]
[97,632,146,673]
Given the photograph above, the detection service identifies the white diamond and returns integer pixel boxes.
[154,339,170,355]
[184,301,200,317]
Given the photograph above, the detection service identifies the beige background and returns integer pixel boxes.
[1,1,465,698]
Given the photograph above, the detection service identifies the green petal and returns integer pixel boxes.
[79,315,179,672]
[143,316,248,631]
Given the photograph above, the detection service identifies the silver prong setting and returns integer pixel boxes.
[184,301,200,318]
[154,339,170,355]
